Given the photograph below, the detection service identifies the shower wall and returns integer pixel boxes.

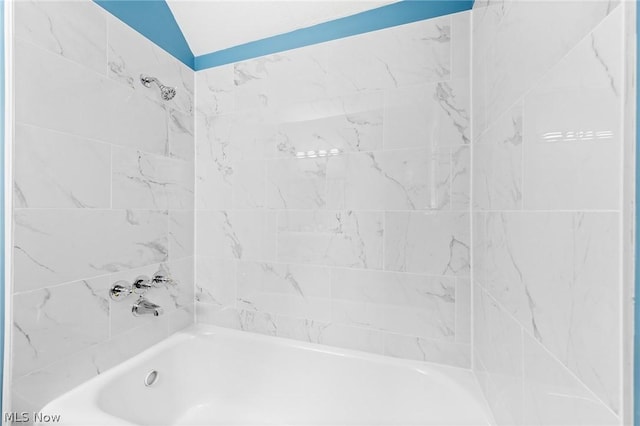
[10,0,195,412]
[194,12,472,366]
[471,1,631,425]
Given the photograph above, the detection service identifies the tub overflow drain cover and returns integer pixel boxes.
[144,370,159,387]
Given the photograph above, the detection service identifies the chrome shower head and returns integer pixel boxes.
[140,74,176,101]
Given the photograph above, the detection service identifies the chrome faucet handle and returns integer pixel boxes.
[110,275,153,301]
[132,275,153,293]
[152,271,174,286]
[109,280,133,301]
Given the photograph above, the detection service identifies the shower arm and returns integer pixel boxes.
[140,75,164,88]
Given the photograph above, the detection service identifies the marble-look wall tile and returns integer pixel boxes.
[330,268,455,340]
[327,16,451,94]
[15,0,107,75]
[196,210,273,261]
[233,160,266,209]
[112,147,193,210]
[197,110,271,164]
[169,210,194,261]
[384,79,470,150]
[473,103,523,210]
[385,212,470,276]
[237,261,331,322]
[14,124,111,208]
[234,44,328,110]
[269,107,383,158]
[14,209,168,292]
[168,108,195,162]
[267,157,327,209]
[196,257,237,308]
[195,64,236,116]
[451,146,470,210]
[326,149,433,211]
[478,1,619,135]
[194,12,471,367]
[196,161,232,210]
[277,210,383,269]
[522,6,623,211]
[13,279,110,377]
[451,12,471,80]
[16,38,169,156]
[107,15,193,114]
[474,211,621,413]
[474,287,523,426]
[455,277,471,344]
[523,334,620,425]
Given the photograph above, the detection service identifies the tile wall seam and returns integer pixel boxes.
[477,281,622,420]
[476,2,623,141]
[12,318,158,384]
[468,4,475,374]
[11,258,173,296]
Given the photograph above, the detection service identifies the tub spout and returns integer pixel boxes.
[132,297,164,317]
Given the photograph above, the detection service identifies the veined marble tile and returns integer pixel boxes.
[451,11,471,80]
[16,38,169,155]
[237,261,331,322]
[14,209,168,292]
[522,6,623,211]
[15,0,107,75]
[455,277,471,344]
[523,334,620,425]
[197,109,271,163]
[111,146,194,210]
[168,306,194,335]
[273,92,384,125]
[196,64,236,116]
[474,287,524,426]
[232,160,266,209]
[451,145,470,210]
[482,1,619,134]
[384,79,470,150]
[330,268,455,340]
[384,211,470,276]
[473,103,523,211]
[474,211,621,413]
[269,108,383,159]
[168,108,194,162]
[107,15,194,114]
[14,124,111,208]
[266,157,327,209]
[13,279,110,378]
[383,333,470,368]
[326,149,437,211]
[196,157,233,210]
[327,16,451,94]
[169,210,194,261]
[277,210,383,269]
[196,210,273,261]
[234,43,328,110]
[196,257,237,308]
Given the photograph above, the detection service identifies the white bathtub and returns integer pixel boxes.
[39,325,493,425]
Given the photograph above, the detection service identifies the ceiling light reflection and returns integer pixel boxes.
[541,130,613,142]
[296,148,341,159]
